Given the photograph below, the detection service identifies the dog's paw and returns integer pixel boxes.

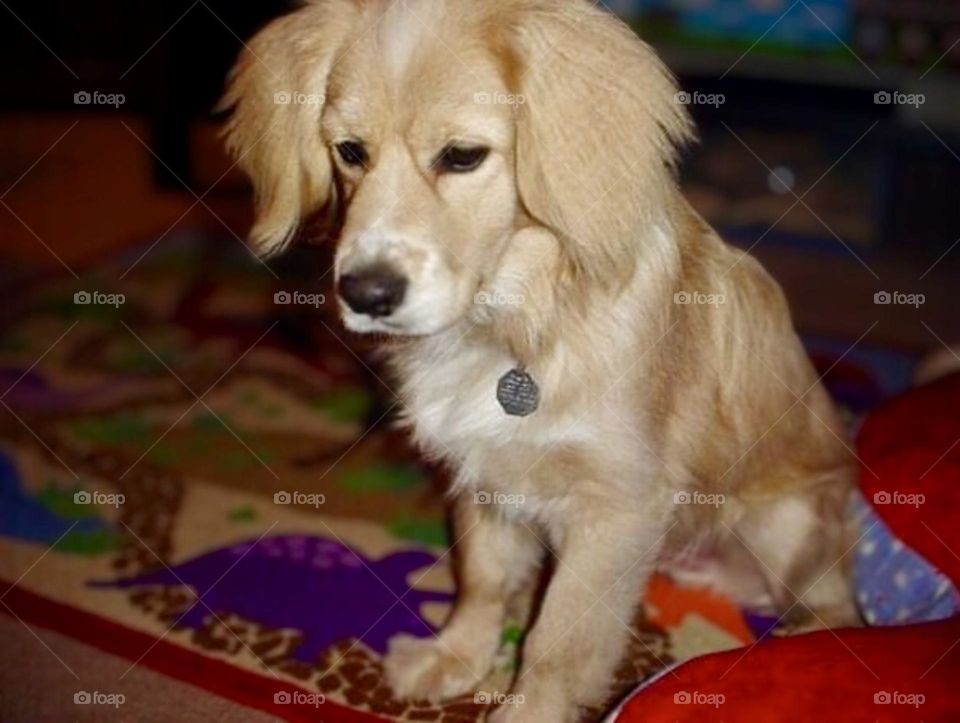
[383,635,485,702]
[486,706,512,723]
[486,697,570,723]
[486,676,576,723]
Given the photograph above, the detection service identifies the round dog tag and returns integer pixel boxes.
[497,368,540,417]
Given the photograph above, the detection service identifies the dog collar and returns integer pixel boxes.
[497,367,539,416]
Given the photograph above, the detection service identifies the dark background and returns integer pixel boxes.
[1,0,958,351]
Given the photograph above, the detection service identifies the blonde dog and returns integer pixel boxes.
[223,1,860,719]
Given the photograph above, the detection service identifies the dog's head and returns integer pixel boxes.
[223,0,692,336]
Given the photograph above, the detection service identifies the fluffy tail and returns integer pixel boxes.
[914,345,960,386]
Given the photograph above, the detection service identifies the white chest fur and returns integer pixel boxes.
[392,329,634,495]
[389,234,677,507]
[397,333,527,459]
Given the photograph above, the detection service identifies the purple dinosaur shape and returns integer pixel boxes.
[0,368,144,412]
[90,534,452,661]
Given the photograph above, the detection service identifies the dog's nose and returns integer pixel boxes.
[338,265,407,317]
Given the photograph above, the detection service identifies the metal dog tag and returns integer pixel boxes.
[497,367,540,417]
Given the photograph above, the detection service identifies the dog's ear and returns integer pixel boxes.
[507,2,695,282]
[220,1,357,256]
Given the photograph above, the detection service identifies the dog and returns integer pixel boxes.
[222,1,861,720]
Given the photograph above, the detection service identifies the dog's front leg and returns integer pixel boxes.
[384,494,542,701]
[490,505,667,722]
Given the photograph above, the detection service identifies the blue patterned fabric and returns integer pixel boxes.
[852,492,960,625]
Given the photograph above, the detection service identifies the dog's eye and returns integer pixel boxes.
[336,141,368,167]
[436,145,489,173]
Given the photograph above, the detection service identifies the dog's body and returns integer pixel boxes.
[224,1,860,719]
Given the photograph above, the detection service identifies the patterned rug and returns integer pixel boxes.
[0,231,914,721]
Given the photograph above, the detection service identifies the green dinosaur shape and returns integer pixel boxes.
[340,464,425,493]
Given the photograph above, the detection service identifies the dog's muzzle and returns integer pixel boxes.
[337,263,408,318]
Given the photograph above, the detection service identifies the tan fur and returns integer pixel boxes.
[222,1,860,719]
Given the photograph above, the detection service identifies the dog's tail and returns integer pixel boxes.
[914,345,960,386]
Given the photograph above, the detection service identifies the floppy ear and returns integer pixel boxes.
[507,2,695,282]
[220,1,357,256]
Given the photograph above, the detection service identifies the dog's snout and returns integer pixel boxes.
[338,264,408,317]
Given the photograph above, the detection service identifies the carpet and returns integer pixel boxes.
[0,231,915,721]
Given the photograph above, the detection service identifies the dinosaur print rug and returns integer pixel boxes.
[0,231,914,721]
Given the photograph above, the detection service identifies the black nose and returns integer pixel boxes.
[338,265,407,317]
